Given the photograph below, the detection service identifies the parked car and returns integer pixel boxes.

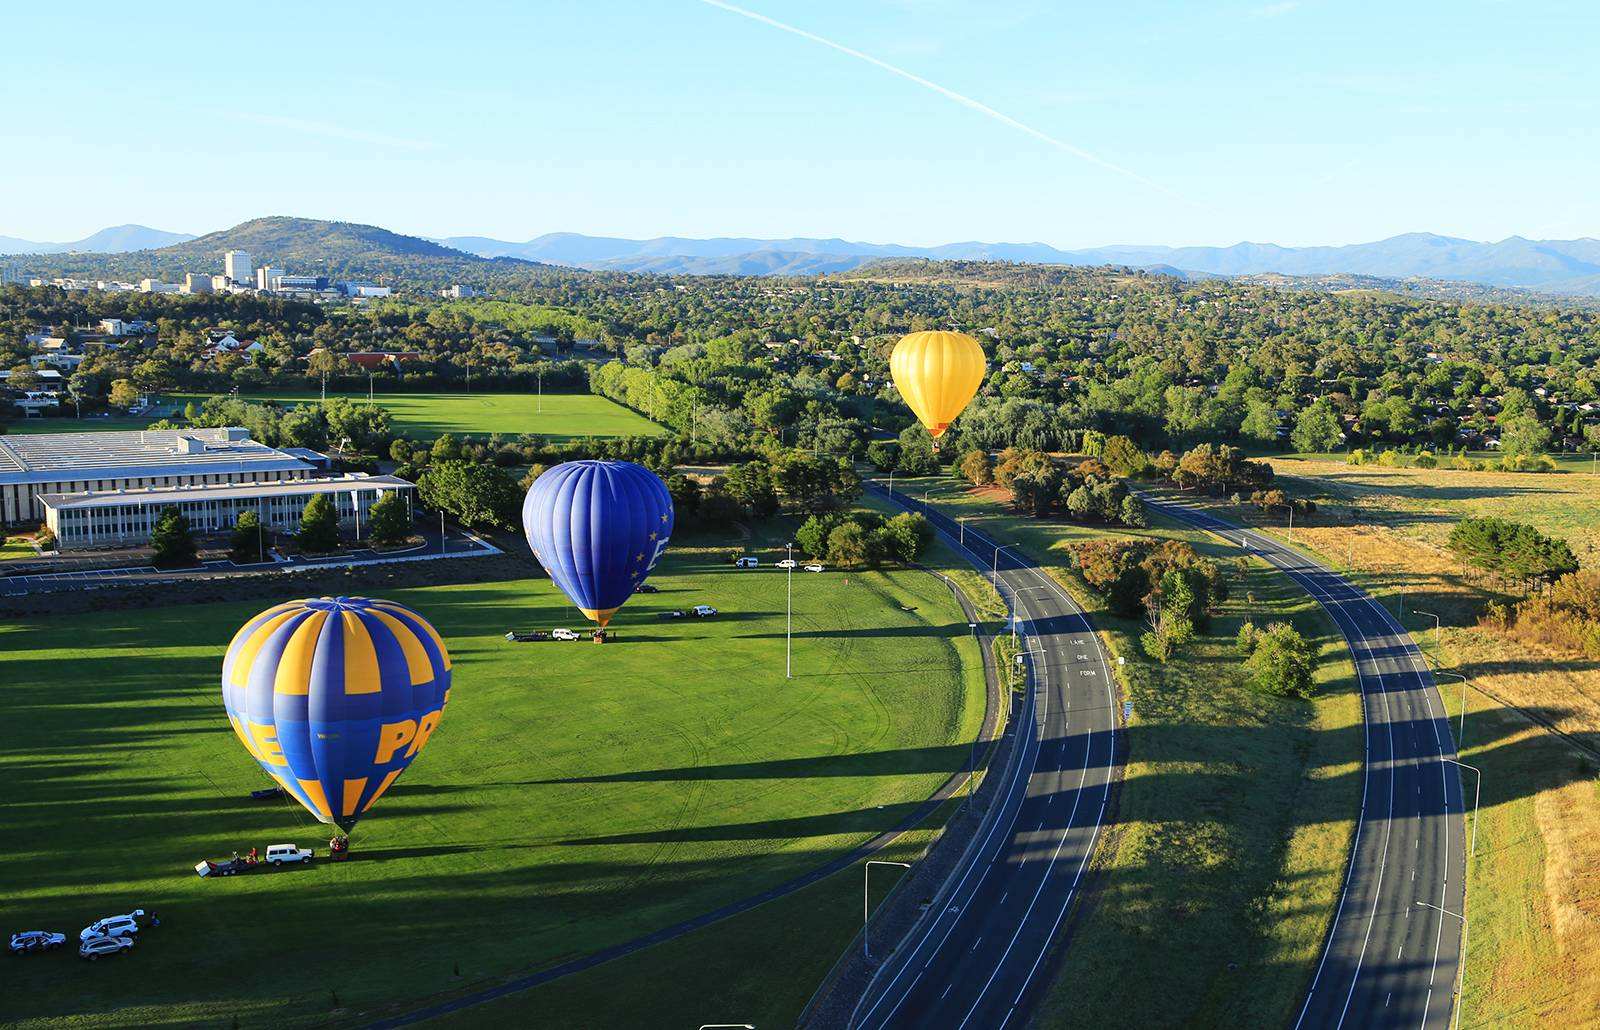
[691,605,718,618]
[636,583,660,593]
[657,609,687,620]
[264,844,313,866]
[734,556,758,568]
[79,935,134,961]
[777,558,798,569]
[9,930,65,954]
[551,628,581,641]
[79,912,144,944]
[805,563,826,573]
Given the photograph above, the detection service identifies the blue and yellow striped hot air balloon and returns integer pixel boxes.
[221,596,452,834]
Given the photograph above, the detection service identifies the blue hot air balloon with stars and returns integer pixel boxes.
[221,596,452,833]
[521,460,675,628]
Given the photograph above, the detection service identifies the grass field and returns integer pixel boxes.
[7,391,665,443]
[1207,458,1600,1026]
[884,475,1362,1027]
[0,523,985,1027]
[1,538,34,560]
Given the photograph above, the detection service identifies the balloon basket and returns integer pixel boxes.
[592,630,608,644]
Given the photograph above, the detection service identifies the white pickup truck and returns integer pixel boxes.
[265,843,313,866]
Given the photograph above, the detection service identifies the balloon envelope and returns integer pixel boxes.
[521,459,674,627]
[890,330,987,439]
[221,596,452,833]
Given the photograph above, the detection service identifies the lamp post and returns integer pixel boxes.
[958,515,969,549]
[785,542,794,680]
[367,370,374,403]
[537,367,543,413]
[1415,609,1443,663]
[863,860,912,961]
[1417,899,1470,1030]
[991,543,1014,591]
[1434,669,1470,747]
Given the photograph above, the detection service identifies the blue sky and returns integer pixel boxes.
[3,0,1596,247]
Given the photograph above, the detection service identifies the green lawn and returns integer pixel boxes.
[1,538,35,561]
[8,391,665,443]
[4,415,156,435]
[888,475,1362,1028]
[0,525,984,1027]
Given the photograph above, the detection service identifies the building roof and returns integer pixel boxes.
[0,427,312,486]
[38,473,414,511]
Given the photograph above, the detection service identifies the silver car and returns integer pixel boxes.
[79,912,142,944]
[78,935,134,961]
[9,930,66,954]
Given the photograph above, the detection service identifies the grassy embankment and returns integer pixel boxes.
[875,473,1363,1028]
[0,517,986,1028]
[1186,456,1600,1025]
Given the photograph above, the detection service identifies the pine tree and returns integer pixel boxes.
[297,494,340,554]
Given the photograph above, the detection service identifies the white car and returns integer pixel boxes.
[265,843,313,865]
[551,628,581,641]
[79,935,134,961]
[691,605,718,617]
[734,556,759,568]
[80,912,144,944]
[805,563,826,573]
[776,558,797,569]
[9,930,66,954]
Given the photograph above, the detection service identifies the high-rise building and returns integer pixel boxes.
[256,266,284,291]
[224,250,253,284]
[183,273,213,294]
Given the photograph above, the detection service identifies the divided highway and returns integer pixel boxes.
[1146,497,1467,1030]
[853,482,1121,1030]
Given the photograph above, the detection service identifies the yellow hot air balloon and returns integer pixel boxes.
[890,331,987,442]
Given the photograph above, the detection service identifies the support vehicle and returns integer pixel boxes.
[265,844,313,866]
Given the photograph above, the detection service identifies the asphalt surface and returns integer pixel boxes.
[1146,497,1467,1030]
[852,482,1120,1030]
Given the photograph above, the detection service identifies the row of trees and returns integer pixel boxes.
[149,493,413,568]
[794,510,934,568]
[1446,516,1579,589]
[962,447,1147,527]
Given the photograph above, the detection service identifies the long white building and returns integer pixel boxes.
[39,473,415,551]
[0,427,314,525]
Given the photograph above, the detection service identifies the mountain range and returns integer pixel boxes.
[436,231,1600,295]
[8,217,1600,297]
[0,224,196,255]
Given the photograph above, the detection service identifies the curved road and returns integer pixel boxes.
[852,482,1121,1030]
[1147,497,1467,1029]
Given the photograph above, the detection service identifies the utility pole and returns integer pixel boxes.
[863,860,912,961]
[537,368,543,413]
[367,371,374,403]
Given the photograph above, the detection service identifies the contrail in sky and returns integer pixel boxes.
[697,0,1187,203]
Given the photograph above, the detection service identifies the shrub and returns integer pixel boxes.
[1244,622,1316,698]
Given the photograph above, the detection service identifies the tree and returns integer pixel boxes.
[1291,399,1344,453]
[1100,435,1148,476]
[1119,494,1147,527]
[297,493,341,553]
[1498,413,1551,458]
[866,440,900,472]
[1065,484,1094,520]
[6,364,41,393]
[150,507,198,568]
[724,460,779,518]
[417,461,521,530]
[1244,622,1316,698]
[367,492,412,547]
[1240,398,1281,446]
[666,474,702,521]
[228,509,265,563]
[826,520,876,567]
[107,379,141,409]
[959,448,994,486]
[795,513,843,557]
[881,512,933,564]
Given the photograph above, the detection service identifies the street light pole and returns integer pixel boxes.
[1432,669,1470,748]
[440,511,446,554]
[785,543,794,680]
[1417,899,1471,1030]
[1416,609,1443,663]
[863,860,912,961]
[537,368,543,413]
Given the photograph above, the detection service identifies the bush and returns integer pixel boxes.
[1236,621,1259,656]
[1243,622,1316,697]
[960,448,994,486]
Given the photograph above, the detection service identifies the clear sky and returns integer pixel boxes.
[3,0,1596,247]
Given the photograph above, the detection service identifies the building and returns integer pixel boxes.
[256,266,284,291]
[342,282,391,298]
[442,284,479,299]
[0,427,315,525]
[39,473,415,551]
[224,250,253,284]
[342,351,421,370]
[211,274,231,292]
[140,278,181,294]
[183,273,213,294]
[99,318,128,337]
[30,351,85,371]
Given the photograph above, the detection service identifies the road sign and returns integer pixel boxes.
[1122,701,1134,721]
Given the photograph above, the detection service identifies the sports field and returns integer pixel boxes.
[8,391,664,443]
[0,531,984,1026]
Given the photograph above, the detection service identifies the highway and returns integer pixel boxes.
[1146,496,1467,1030]
[852,482,1120,1030]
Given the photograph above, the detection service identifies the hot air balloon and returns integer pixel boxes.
[889,330,987,444]
[221,596,452,834]
[521,459,674,629]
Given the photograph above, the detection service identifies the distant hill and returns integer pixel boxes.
[0,223,195,255]
[0,216,559,287]
[441,230,1600,296]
